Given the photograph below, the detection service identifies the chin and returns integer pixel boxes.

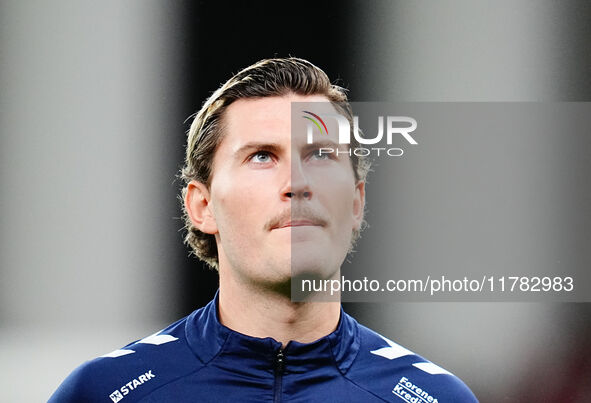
[290,254,338,280]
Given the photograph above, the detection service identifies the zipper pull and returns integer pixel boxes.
[274,349,285,373]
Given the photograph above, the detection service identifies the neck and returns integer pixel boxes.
[217,267,341,347]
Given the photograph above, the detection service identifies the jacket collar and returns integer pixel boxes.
[185,290,360,374]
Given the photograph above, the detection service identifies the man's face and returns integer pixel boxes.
[203,94,364,288]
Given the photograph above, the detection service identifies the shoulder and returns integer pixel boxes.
[48,316,201,403]
[345,320,478,403]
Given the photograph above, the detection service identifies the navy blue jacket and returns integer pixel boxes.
[50,293,478,402]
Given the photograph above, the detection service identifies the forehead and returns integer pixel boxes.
[221,94,332,146]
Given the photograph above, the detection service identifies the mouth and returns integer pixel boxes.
[277,220,322,229]
[271,217,327,230]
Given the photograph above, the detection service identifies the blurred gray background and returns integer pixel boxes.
[1,1,590,402]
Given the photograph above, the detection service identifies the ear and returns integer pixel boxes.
[185,181,218,234]
[352,180,366,231]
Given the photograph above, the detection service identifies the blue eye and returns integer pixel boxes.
[250,151,272,163]
[310,149,331,160]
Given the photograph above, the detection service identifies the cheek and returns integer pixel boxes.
[316,174,357,220]
[315,164,356,197]
[211,174,273,232]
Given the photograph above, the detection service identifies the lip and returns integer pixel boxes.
[275,219,323,229]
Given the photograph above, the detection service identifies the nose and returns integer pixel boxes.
[281,158,312,201]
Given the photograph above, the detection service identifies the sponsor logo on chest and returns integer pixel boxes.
[392,376,438,403]
[109,370,156,402]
